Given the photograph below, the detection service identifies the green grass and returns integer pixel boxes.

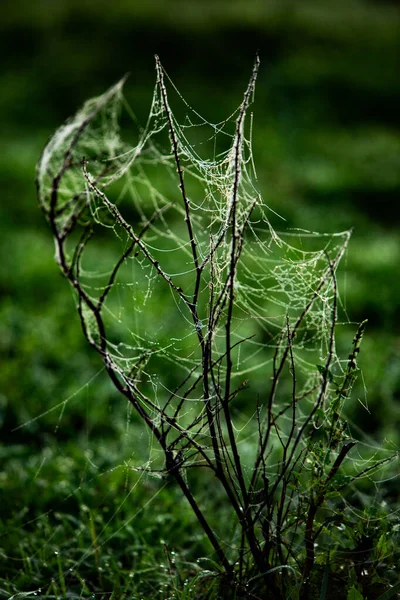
[2,400,227,599]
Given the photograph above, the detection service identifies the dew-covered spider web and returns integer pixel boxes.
[32,56,399,594]
[37,56,351,421]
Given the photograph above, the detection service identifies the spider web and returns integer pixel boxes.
[36,57,351,428]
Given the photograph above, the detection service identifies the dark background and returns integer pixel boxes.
[1,0,399,595]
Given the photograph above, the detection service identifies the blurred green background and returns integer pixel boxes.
[1,0,399,596]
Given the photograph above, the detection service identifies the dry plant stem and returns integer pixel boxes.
[155,55,225,492]
[157,53,269,578]
[224,54,260,506]
[217,55,270,576]
[275,317,297,566]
